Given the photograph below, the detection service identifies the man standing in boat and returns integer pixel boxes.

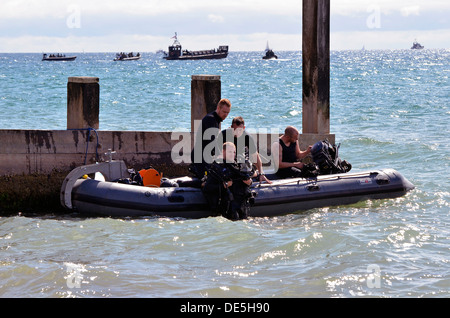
[271,126,312,179]
[219,116,271,184]
[190,98,232,178]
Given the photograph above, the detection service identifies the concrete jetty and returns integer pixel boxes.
[0,0,333,215]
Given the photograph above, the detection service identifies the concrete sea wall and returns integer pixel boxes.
[0,129,184,214]
[0,129,180,176]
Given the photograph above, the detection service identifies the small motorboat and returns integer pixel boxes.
[114,52,141,61]
[263,41,278,60]
[42,53,76,61]
[263,50,278,60]
[61,160,414,219]
[411,40,424,49]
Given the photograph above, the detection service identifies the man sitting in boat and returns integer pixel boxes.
[190,98,232,179]
[202,142,254,220]
[219,116,271,184]
[271,126,313,179]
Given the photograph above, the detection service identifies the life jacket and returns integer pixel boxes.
[139,168,162,187]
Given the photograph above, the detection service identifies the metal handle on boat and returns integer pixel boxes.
[306,185,320,192]
[60,160,129,209]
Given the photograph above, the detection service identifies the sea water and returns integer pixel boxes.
[0,50,449,298]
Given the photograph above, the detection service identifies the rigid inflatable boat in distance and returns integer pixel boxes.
[42,53,76,61]
[60,160,414,219]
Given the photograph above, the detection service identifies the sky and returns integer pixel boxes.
[0,0,449,52]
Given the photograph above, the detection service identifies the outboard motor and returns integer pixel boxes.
[311,139,352,175]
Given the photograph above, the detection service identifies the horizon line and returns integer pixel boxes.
[1,47,449,54]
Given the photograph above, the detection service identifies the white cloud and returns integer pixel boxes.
[0,0,448,52]
[332,0,450,16]
[400,5,421,17]
[0,0,301,18]
[0,0,66,19]
[1,0,447,20]
[208,14,225,23]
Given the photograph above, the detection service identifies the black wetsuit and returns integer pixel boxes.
[276,138,303,179]
[219,128,257,163]
[202,160,253,220]
[190,111,222,178]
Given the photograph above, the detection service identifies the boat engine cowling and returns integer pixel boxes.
[311,139,352,175]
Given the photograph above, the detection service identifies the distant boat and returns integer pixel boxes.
[262,41,277,60]
[114,52,141,61]
[163,33,228,60]
[411,40,424,50]
[42,53,76,61]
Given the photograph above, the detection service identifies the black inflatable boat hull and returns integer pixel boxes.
[70,168,414,218]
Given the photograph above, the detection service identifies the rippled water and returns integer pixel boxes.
[0,50,449,298]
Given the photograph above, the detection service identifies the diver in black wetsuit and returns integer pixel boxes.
[201,142,254,220]
[190,99,231,179]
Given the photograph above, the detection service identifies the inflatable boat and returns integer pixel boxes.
[60,160,414,218]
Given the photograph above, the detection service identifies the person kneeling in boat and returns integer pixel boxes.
[271,126,313,179]
[202,142,254,220]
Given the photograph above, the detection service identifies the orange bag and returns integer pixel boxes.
[139,168,162,187]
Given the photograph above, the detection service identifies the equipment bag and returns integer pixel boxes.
[311,139,352,175]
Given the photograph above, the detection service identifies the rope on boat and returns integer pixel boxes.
[254,171,380,188]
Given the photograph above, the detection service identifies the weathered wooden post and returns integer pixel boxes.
[300,0,334,148]
[67,76,100,129]
[189,75,222,165]
[190,75,221,133]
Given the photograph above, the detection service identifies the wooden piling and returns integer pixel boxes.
[67,76,100,130]
[190,75,221,133]
[301,0,334,147]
